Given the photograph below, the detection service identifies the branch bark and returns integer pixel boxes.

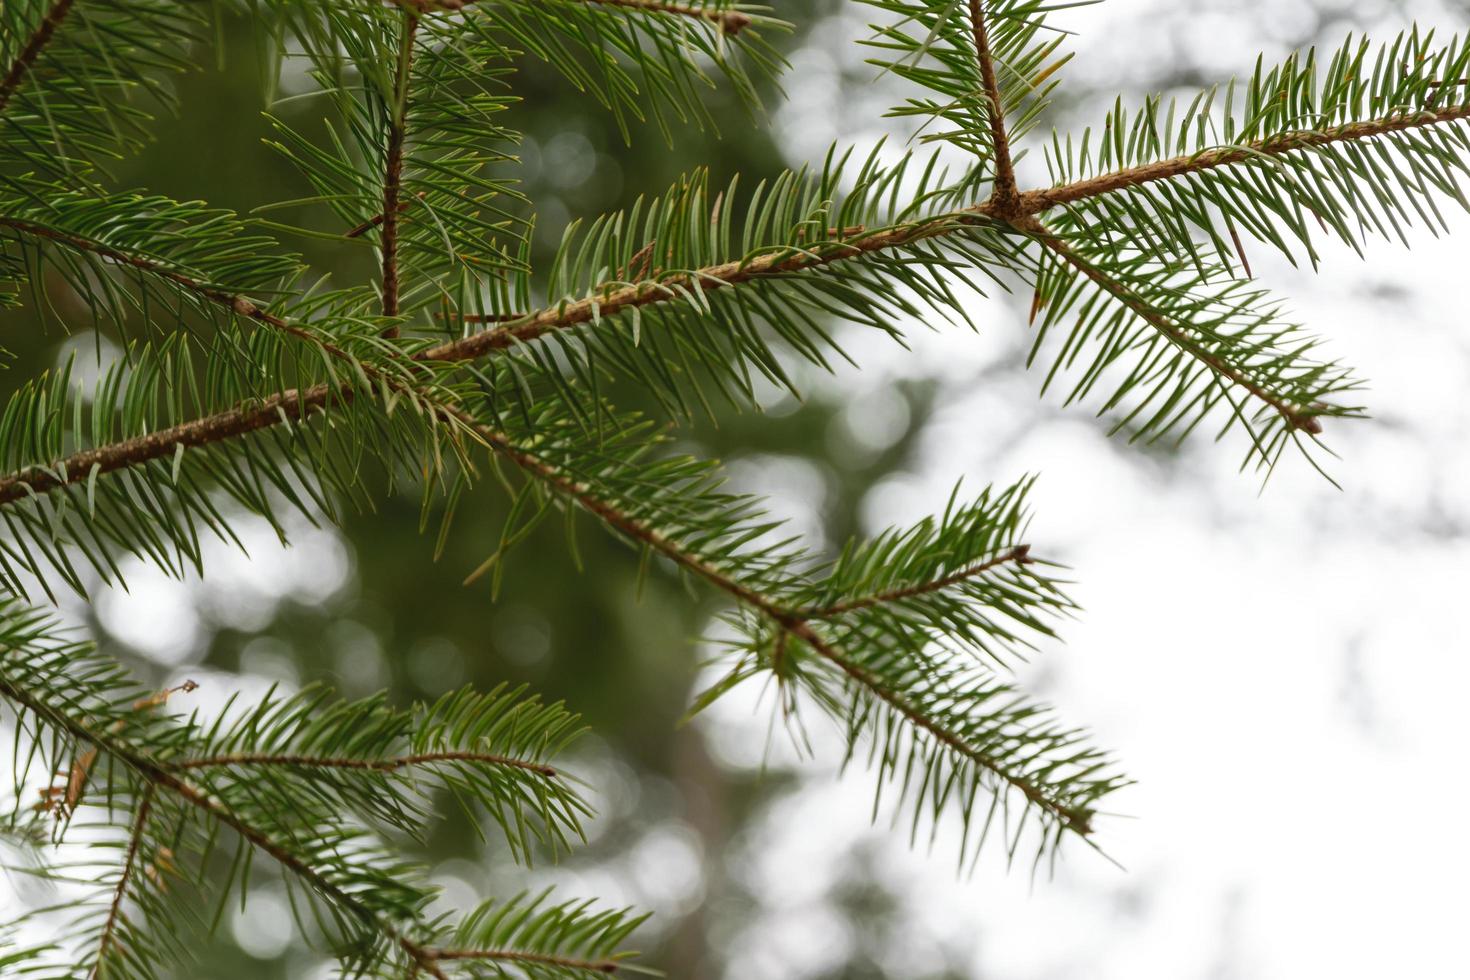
[968,0,1020,214]
[89,786,154,980]
[0,0,76,113]
[380,12,419,332]
[402,0,753,36]
[173,750,557,778]
[1025,222,1325,434]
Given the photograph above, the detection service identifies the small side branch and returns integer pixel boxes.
[427,948,621,973]
[969,0,1020,215]
[473,438,1095,835]
[778,615,1095,834]
[0,0,77,113]
[800,544,1033,619]
[380,12,419,332]
[89,786,154,980]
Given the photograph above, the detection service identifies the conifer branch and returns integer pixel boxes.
[968,0,1019,214]
[799,544,1033,619]
[0,0,76,112]
[777,615,1095,833]
[403,0,754,36]
[478,436,1095,834]
[427,948,622,973]
[0,384,332,504]
[380,11,419,332]
[0,673,452,980]
[1018,103,1470,214]
[1023,218,1326,433]
[88,786,154,980]
[172,750,558,778]
[8,79,1452,495]
[0,215,295,333]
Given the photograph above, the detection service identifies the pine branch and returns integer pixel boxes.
[0,0,75,112]
[88,786,153,980]
[0,670,450,979]
[477,434,1097,835]
[172,750,558,778]
[427,948,622,973]
[968,0,1018,213]
[799,543,1033,619]
[0,383,330,505]
[405,0,755,37]
[380,11,419,330]
[1024,102,1470,215]
[778,615,1094,833]
[8,77,1446,502]
[1024,218,1325,434]
[0,214,296,333]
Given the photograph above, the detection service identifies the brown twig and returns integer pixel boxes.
[0,0,77,113]
[427,948,621,973]
[402,0,753,35]
[1026,222,1325,434]
[380,13,419,333]
[173,750,557,778]
[89,787,154,980]
[968,0,1020,215]
[800,544,1034,619]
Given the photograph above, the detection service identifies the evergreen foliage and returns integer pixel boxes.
[1,0,1466,974]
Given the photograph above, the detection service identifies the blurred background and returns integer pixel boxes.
[4,0,1470,977]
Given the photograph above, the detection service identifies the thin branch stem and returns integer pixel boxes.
[427,948,620,973]
[89,786,154,980]
[380,12,419,333]
[1015,103,1470,213]
[1025,220,1324,433]
[173,750,557,778]
[403,0,753,35]
[0,384,334,504]
[778,615,1093,833]
[968,0,1019,214]
[0,0,76,113]
[800,544,1033,619]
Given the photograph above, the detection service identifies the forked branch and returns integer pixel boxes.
[7,88,1462,501]
[0,674,452,980]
